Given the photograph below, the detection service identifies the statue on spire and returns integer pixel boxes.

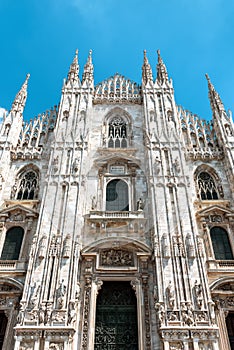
[82,50,94,86]
[11,73,30,115]
[205,73,225,113]
[142,50,153,85]
[156,50,169,85]
[67,49,79,84]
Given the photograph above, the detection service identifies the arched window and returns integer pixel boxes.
[108,116,127,148]
[106,179,129,211]
[197,172,219,200]
[1,227,24,260]
[210,227,233,260]
[16,170,39,200]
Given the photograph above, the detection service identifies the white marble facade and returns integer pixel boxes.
[0,50,233,349]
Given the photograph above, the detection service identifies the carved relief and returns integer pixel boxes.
[19,342,34,350]
[49,343,64,350]
[100,249,134,266]
[81,276,92,350]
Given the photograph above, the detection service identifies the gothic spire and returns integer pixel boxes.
[11,73,30,115]
[205,73,225,113]
[82,50,94,86]
[156,50,169,85]
[67,49,79,84]
[142,50,153,85]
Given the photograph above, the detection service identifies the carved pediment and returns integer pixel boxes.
[95,149,139,165]
[0,204,38,222]
[196,204,234,222]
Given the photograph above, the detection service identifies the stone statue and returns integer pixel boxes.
[137,197,144,211]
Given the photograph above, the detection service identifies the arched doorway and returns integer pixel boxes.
[94,281,138,349]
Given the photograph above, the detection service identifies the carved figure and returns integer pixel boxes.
[137,197,144,211]
[193,280,203,309]
[68,301,76,325]
[166,281,175,309]
[155,303,165,326]
[72,158,79,173]
[91,195,97,210]
[57,280,66,309]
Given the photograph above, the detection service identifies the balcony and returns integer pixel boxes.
[207,259,234,272]
[0,260,27,272]
[88,210,144,220]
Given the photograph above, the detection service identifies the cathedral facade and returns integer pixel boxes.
[0,50,233,350]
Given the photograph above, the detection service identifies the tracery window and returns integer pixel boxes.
[106,179,129,211]
[108,116,127,148]
[197,172,219,200]
[16,170,39,200]
[0,227,24,260]
[210,227,233,260]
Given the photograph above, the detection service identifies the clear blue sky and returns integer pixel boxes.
[0,0,234,121]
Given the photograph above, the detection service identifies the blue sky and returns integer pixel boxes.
[0,0,234,121]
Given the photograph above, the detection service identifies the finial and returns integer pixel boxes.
[156,49,169,85]
[142,50,153,85]
[11,74,30,114]
[206,74,225,113]
[67,50,79,84]
[82,50,94,86]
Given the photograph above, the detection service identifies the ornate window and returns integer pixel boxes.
[210,227,233,260]
[16,170,39,200]
[197,172,219,200]
[0,227,24,260]
[108,116,127,148]
[106,179,129,211]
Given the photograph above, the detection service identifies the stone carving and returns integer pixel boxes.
[167,311,179,321]
[169,342,184,350]
[52,155,59,173]
[197,237,204,257]
[49,235,61,256]
[56,280,66,309]
[155,302,165,326]
[72,158,79,173]
[62,235,71,258]
[81,276,92,350]
[137,197,144,211]
[100,249,134,266]
[38,235,47,259]
[166,281,175,309]
[51,310,66,323]
[154,237,160,257]
[49,343,64,350]
[68,300,76,325]
[6,211,24,222]
[10,184,17,199]
[29,282,40,309]
[173,236,185,257]
[38,303,46,325]
[19,342,34,350]
[181,302,194,326]
[142,276,151,350]
[195,311,208,322]
[154,156,161,174]
[173,157,180,174]
[193,280,203,309]
[91,196,97,210]
[208,300,216,325]
[162,233,170,258]
[187,234,195,258]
